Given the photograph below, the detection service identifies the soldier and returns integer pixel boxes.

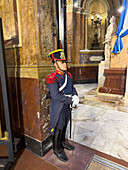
[46,49,79,162]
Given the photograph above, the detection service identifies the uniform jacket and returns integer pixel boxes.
[46,69,78,135]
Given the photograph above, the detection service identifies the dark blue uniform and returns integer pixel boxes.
[46,69,78,135]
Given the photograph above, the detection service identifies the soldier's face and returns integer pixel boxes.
[54,61,67,71]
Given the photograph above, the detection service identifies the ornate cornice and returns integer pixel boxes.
[6,65,55,78]
[73,7,89,15]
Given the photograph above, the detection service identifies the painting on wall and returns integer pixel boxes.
[0,0,22,49]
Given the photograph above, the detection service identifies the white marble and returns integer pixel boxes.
[75,84,97,98]
[90,123,119,154]
[67,84,128,162]
[103,16,116,61]
[80,50,104,52]
[98,60,110,88]
[111,127,128,161]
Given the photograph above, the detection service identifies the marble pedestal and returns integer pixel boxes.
[99,68,127,95]
[98,60,110,89]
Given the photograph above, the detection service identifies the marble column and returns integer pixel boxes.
[73,8,89,64]
[74,8,81,64]
[66,0,73,62]
[80,12,85,50]
[84,16,88,50]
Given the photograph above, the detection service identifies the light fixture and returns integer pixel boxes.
[74,2,78,7]
[91,16,94,20]
[118,6,124,13]
[91,14,102,26]
[97,14,100,19]
[91,14,102,50]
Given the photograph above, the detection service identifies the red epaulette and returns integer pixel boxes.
[67,72,72,79]
[46,72,56,84]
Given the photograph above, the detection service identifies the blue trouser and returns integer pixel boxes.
[57,104,71,129]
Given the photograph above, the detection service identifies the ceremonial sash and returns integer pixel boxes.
[59,73,67,92]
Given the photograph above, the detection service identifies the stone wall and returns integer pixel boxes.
[111,35,128,68]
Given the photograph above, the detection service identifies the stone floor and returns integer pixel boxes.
[43,140,95,170]
[67,83,128,163]
[0,143,95,170]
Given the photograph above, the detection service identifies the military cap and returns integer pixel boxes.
[49,49,66,63]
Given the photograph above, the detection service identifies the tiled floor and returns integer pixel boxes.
[66,84,128,163]
[0,145,60,170]
[11,149,60,170]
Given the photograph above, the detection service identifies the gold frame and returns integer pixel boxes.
[0,0,22,49]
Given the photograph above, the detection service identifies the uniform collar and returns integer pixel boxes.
[55,69,65,75]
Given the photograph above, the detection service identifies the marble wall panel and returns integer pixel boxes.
[19,0,39,65]
[67,5,73,63]
[38,66,55,140]
[39,0,53,64]
[2,0,55,67]
[4,77,41,141]
[1,66,55,141]
[39,77,50,141]
[20,78,41,140]
[0,0,15,40]
[111,35,128,68]
[5,65,56,142]
[3,0,40,66]
[68,65,98,82]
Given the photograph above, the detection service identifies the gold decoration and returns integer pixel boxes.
[60,51,65,59]
[51,128,54,132]
[67,0,72,5]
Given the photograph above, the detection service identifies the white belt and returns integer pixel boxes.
[65,94,72,97]
[59,74,67,91]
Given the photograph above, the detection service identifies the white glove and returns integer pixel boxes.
[72,95,79,108]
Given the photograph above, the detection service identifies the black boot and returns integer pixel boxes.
[61,125,75,151]
[53,128,68,162]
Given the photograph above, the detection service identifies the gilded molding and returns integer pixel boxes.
[68,63,98,67]
[6,65,54,78]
